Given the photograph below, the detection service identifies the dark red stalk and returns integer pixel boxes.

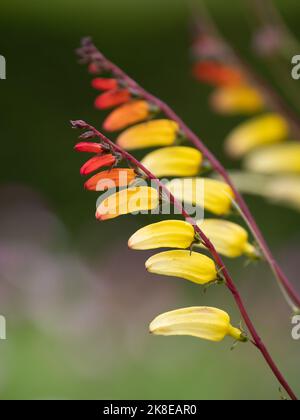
[71,119,298,400]
[76,38,300,311]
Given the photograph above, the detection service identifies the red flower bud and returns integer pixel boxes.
[91,78,118,91]
[80,154,116,175]
[74,142,104,153]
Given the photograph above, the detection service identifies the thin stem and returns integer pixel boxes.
[71,119,298,400]
[76,38,300,312]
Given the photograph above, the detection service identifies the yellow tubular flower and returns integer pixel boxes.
[141,146,203,177]
[145,250,217,285]
[165,178,234,215]
[96,186,159,221]
[116,119,179,150]
[128,220,195,250]
[196,219,257,258]
[225,113,289,158]
[245,142,300,174]
[149,307,247,342]
[210,85,264,115]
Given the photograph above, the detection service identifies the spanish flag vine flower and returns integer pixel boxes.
[71,119,297,400]
[189,11,300,312]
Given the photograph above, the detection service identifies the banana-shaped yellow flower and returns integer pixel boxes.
[196,219,257,258]
[210,85,264,115]
[145,250,217,285]
[267,176,300,211]
[128,220,195,250]
[141,146,203,177]
[96,186,159,220]
[225,113,289,158]
[149,306,247,342]
[116,119,179,150]
[245,142,300,174]
[165,178,234,215]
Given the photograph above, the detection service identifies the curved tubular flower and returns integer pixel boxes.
[71,120,297,400]
[149,306,247,342]
[85,168,136,191]
[210,85,265,115]
[145,250,218,285]
[245,142,300,174]
[80,154,116,175]
[225,113,289,159]
[116,119,179,150]
[141,146,203,177]
[103,100,151,132]
[196,219,257,259]
[95,186,159,221]
[91,77,118,91]
[166,178,234,216]
[74,142,104,153]
[94,89,131,110]
[128,220,195,250]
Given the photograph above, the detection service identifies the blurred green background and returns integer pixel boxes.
[0,0,299,400]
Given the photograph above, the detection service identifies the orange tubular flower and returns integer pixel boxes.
[80,154,116,176]
[193,61,245,87]
[84,168,136,191]
[74,142,104,153]
[91,78,118,91]
[94,89,131,110]
[103,100,150,132]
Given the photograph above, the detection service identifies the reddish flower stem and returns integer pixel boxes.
[71,119,297,400]
[77,38,300,311]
